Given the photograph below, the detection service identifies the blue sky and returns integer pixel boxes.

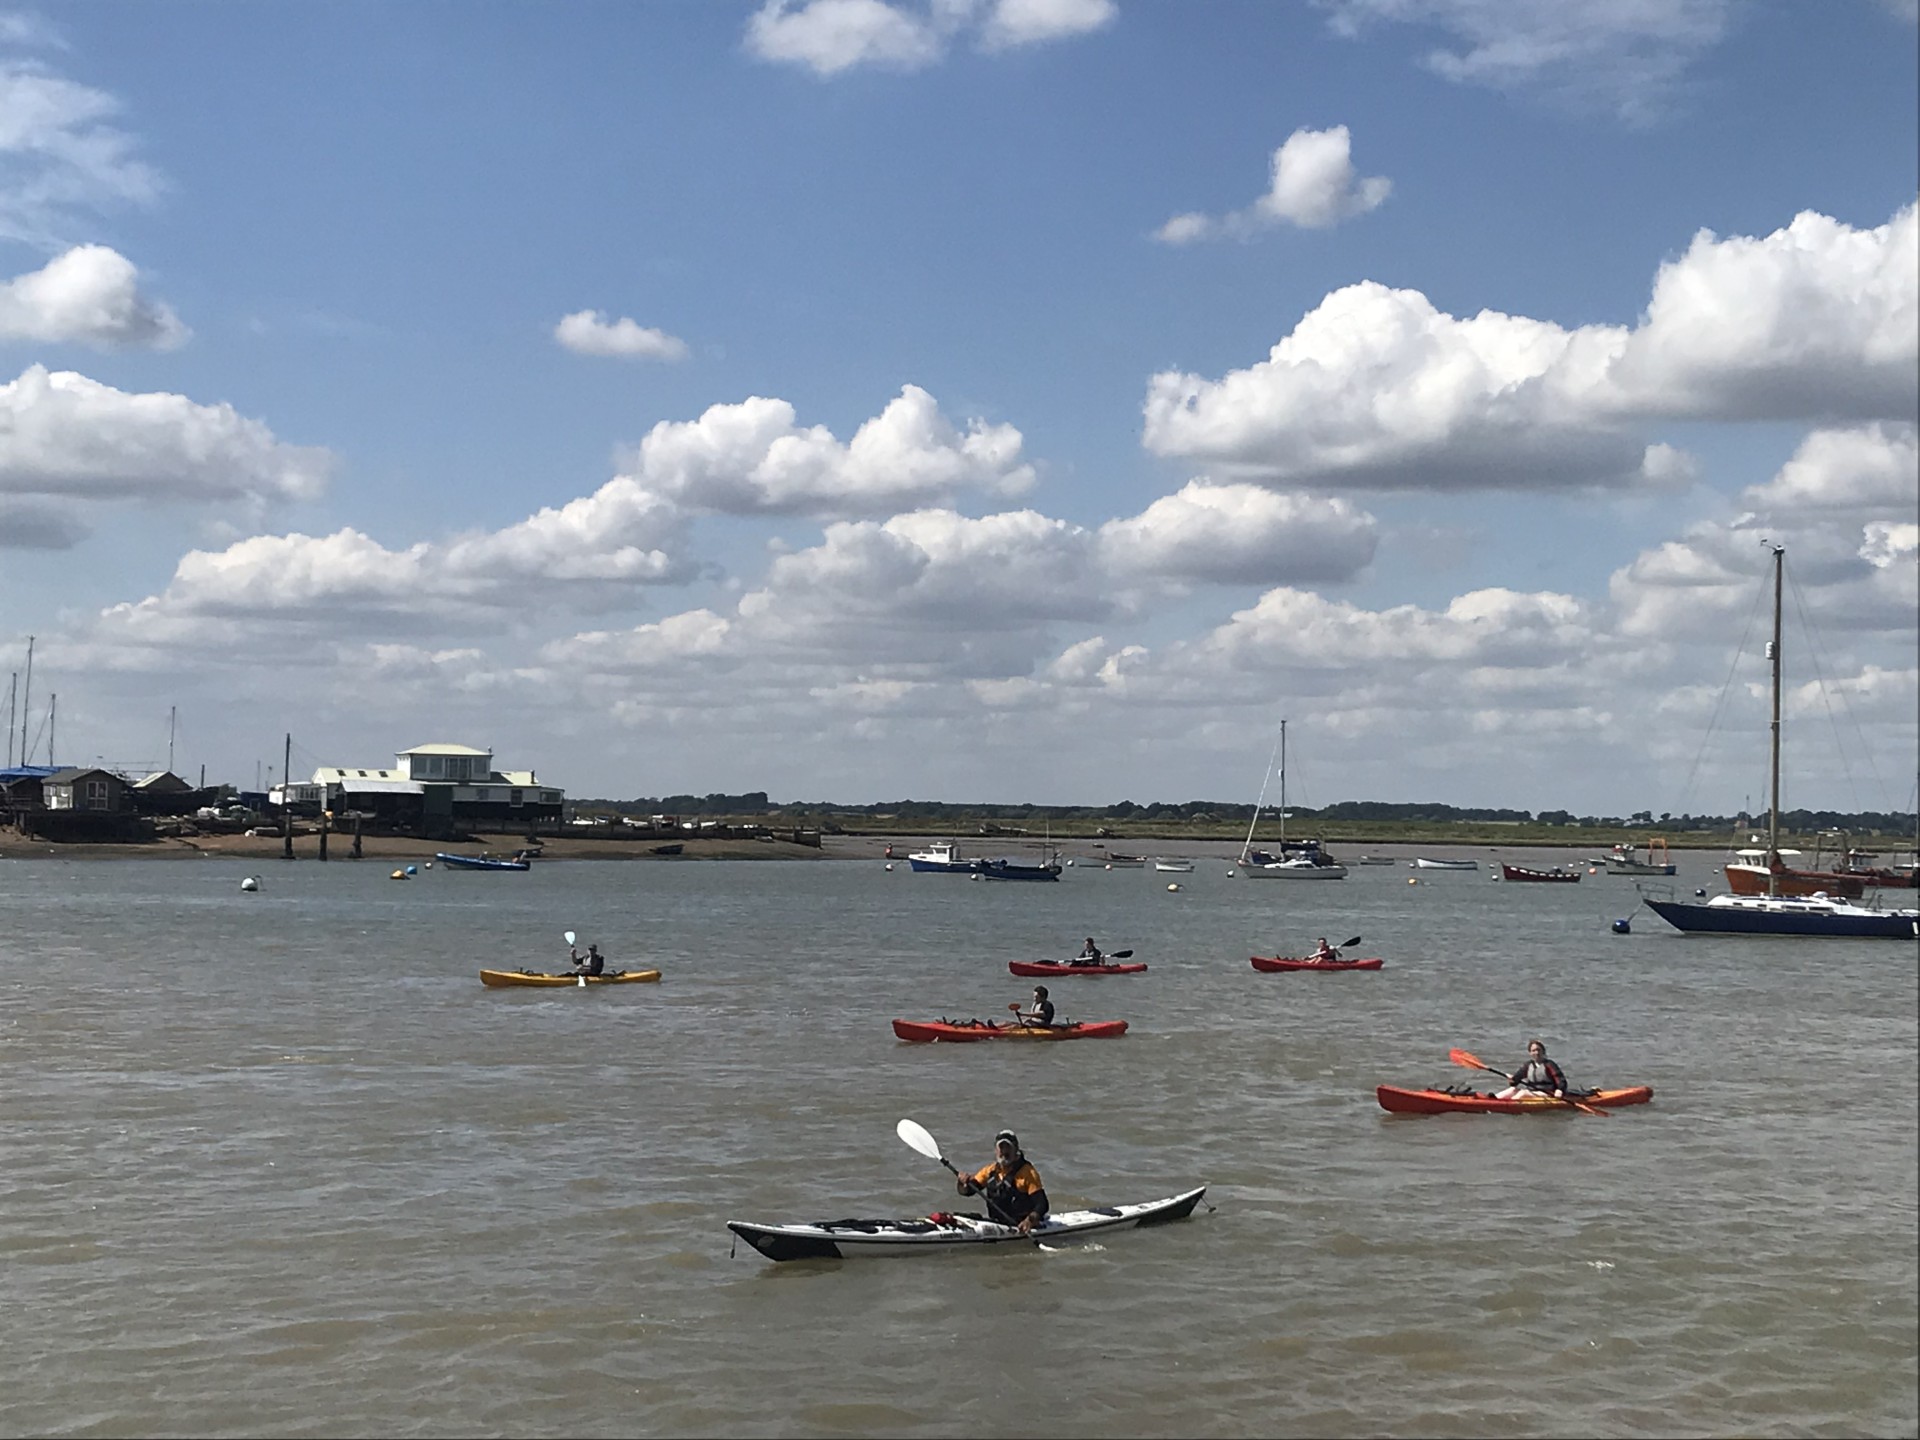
[0,0,1914,816]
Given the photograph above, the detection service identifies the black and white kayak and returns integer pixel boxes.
[727,1186,1207,1262]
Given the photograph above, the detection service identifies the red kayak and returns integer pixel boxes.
[1375,1084,1653,1115]
[1009,960,1148,977]
[1250,955,1383,972]
[892,1018,1129,1043]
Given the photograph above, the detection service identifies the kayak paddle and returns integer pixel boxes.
[895,1118,959,1176]
[1448,1047,1609,1116]
[564,930,577,946]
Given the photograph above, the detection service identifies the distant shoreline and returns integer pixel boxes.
[0,828,1818,864]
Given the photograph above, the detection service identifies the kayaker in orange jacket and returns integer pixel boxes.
[957,1130,1049,1232]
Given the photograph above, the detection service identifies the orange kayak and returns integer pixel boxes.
[1376,1084,1652,1115]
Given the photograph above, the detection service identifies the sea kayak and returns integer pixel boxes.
[479,968,662,987]
[728,1186,1206,1262]
[891,1018,1128,1042]
[1375,1084,1653,1115]
[1250,955,1383,971]
[1008,960,1148,977]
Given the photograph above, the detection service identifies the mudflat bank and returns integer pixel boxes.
[0,831,844,863]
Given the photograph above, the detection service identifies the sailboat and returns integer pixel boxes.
[1642,544,1918,939]
[1238,719,1346,880]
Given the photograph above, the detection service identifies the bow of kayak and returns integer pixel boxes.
[479,968,662,987]
[892,1018,1129,1042]
[1251,956,1384,971]
[1376,1084,1652,1114]
[728,1186,1206,1261]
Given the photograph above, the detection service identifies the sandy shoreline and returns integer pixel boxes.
[0,829,946,863]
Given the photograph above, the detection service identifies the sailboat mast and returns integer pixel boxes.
[1242,724,1283,860]
[1766,543,1784,896]
[1278,719,1288,849]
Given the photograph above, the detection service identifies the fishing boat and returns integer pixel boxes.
[435,851,531,872]
[1723,846,1865,898]
[1238,719,1346,879]
[1499,863,1581,883]
[905,841,985,875]
[975,856,1063,882]
[1643,545,1920,940]
[1604,837,1677,876]
[1411,856,1478,871]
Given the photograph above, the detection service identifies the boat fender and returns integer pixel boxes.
[1611,918,1631,934]
[1694,888,1707,897]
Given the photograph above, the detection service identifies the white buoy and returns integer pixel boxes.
[884,861,894,871]
[1166,882,1182,892]
[240,876,259,892]
[1226,868,1237,877]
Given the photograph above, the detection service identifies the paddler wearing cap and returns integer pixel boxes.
[956,1130,1050,1233]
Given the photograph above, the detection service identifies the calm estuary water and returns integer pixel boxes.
[1,848,1915,1438]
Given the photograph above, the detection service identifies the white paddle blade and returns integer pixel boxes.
[895,1118,944,1162]
[564,930,577,946]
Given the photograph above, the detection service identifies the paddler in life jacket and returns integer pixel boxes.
[957,1130,1050,1233]
[1494,1038,1569,1100]
[1073,937,1104,966]
[1014,985,1055,1027]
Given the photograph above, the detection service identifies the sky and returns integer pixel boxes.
[0,0,1914,817]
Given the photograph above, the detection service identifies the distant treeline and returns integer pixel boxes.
[576,791,1916,835]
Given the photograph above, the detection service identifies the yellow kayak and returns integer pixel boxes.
[479,968,661,988]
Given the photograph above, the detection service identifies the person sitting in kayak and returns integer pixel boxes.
[1014,985,1055,1027]
[566,943,606,977]
[957,1130,1050,1233]
[1308,936,1340,962]
[1073,937,1104,966]
[1494,1039,1568,1100]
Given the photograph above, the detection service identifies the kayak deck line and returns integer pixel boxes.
[727,1186,1208,1262]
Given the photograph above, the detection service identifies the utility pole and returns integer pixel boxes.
[282,732,294,860]
[47,693,54,768]
[168,706,176,773]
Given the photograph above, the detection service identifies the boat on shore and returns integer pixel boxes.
[1412,857,1478,871]
[1642,545,1920,940]
[1499,863,1581,883]
[436,851,531,871]
[727,1186,1206,1262]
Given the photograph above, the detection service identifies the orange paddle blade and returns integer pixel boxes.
[1448,1047,1497,1073]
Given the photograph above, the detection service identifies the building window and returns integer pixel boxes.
[510,789,523,806]
[474,787,490,802]
[86,779,109,809]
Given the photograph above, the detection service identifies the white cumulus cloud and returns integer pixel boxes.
[1098,482,1378,584]
[1156,125,1390,243]
[0,244,185,348]
[1143,202,1919,491]
[630,385,1035,517]
[553,309,687,361]
[0,364,328,502]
